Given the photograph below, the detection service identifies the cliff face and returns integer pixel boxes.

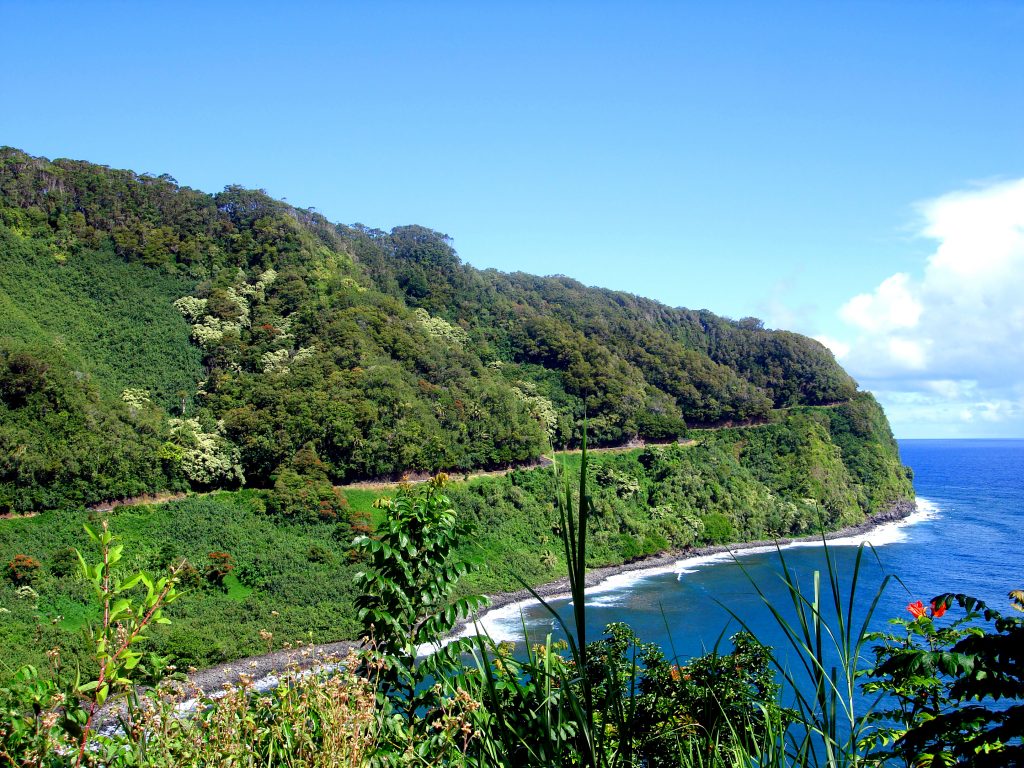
[0,148,908,516]
[450,395,913,593]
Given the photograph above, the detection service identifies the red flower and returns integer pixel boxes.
[930,600,947,618]
[907,600,927,619]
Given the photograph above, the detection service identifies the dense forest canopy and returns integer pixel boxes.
[1,147,864,513]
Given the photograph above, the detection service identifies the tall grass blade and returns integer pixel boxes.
[728,537,892,768]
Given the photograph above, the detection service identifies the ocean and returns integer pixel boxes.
[473,439,1023,667]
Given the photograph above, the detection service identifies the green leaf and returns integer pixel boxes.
[110,598,131,619]
[120,573,144,590]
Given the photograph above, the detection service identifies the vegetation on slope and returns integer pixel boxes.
[2,147,867,513]
[455,394,911,593]
[0,147,915,750]
[0,398,911,681]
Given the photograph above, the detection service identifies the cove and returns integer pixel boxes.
[469,440,1023,669]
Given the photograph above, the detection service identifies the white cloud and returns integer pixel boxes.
[840,273,922,333]
[923,379,977,400]
[886,337,928,371]
[813,334,850,359]
[869,384,1024,437]
[835,178,1024,436]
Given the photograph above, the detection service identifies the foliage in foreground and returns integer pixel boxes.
[1,466,1017,766]
[863,592,1024,767]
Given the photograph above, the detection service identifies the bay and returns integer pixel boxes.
[475,439,1023,667]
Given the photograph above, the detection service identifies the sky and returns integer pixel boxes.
[2,1,1023,438]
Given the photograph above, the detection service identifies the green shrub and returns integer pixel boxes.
[48,547,79,578]
[864,591,1024,766]
[701,512,734,544]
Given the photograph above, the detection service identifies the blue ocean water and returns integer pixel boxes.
[481,439,1023,667]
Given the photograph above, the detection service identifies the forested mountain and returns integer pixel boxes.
[2,148,866,513]
[0,147,915,683]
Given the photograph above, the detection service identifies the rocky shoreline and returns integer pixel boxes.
[184,498,916,696]
[476,498,916,617]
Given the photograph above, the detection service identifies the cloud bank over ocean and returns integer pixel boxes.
[825,178,1024,437]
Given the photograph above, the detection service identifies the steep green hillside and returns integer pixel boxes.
[455,393,912,593]
[0,227,203,408]
[1,147,883,517]
[0,398,912,679]
[355,237,857,433]
[0,342,176,511]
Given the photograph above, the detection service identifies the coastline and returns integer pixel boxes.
[467,498,917,622]
[185,498,918,696]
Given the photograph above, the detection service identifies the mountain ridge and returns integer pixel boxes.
[1,147,894,517]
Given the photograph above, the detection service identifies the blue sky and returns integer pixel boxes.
[2,1,1023,437]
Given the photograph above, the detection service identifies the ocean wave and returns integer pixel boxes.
[440,599,564,648]
[791,496,940,548]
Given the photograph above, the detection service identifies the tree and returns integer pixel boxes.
[352,474,488,720]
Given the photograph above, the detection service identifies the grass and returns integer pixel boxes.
[339,488,386,525]
[0,230,203,410]
[222,572,253,601]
